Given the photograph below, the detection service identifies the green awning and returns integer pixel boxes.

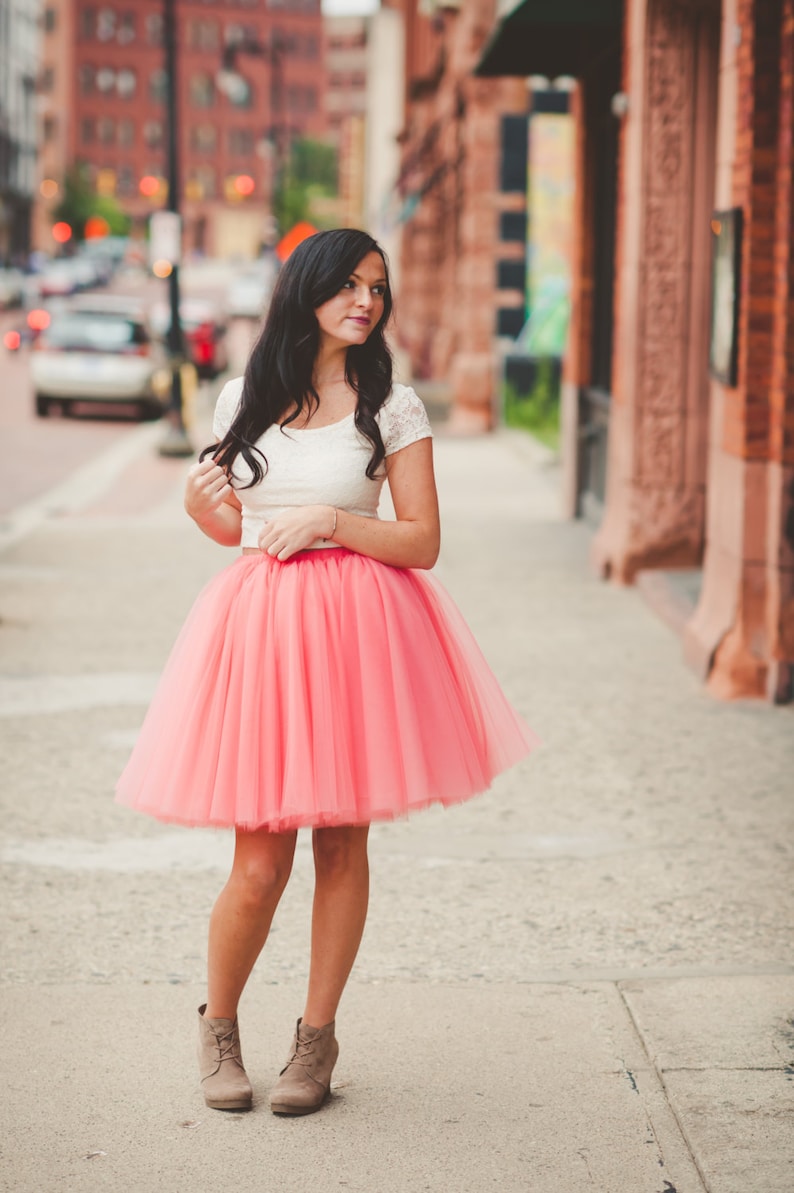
[475,0,622,79]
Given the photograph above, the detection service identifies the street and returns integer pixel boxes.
[0,301,793,1192]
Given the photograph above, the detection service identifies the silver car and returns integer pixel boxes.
[31,302,171,418]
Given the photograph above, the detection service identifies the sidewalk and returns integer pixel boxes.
[0,394,792,1192]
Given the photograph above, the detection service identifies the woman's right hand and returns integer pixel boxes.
[184,457,235,525]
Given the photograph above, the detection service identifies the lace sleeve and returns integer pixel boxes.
[212,376,244,440]
[380,385,433,456]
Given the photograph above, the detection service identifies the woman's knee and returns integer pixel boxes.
[230,830,296,907]
[312,826,369,879]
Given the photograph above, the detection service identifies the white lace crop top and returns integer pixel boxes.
[212,376,433,549]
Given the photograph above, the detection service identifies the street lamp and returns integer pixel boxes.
[157,0,193,458]
[216,31,286,238]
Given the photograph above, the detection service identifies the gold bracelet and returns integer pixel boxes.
[325,507,337,542]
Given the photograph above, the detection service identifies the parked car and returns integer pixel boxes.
[30,301,171,418]
[225,259,276,319]
[0,267,25,308]
[151,297,229,379]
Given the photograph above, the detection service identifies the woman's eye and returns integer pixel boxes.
[341,280,355,290]
[372,285,386,296]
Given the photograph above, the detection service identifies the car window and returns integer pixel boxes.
[43,314,148,350]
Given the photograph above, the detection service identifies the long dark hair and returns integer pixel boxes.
[203,228,394,487]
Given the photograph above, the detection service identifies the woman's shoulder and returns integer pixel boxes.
[378,382,432,455]
[212,376,244,439]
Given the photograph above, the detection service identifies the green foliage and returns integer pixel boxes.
[54,165,131,240]
[290,139,337,191]
[274,139,338,233]
[503,358,561,451]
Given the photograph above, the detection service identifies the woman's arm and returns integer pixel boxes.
[184,456,243,547]
[257,437,441,568]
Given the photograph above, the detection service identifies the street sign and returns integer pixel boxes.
[149,210,182,267]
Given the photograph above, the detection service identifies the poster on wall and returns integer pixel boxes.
[709,208,743,386]
[525,112,575,356]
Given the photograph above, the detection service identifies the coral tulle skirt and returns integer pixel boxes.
[115,548,538,832]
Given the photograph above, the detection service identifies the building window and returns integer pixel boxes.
[43,115,57,142]
[80,118,95,145]
[225,23,258,45]
[117,165,134,196]
[188,166,216,200]
[144,120,164,149]
[117,11,135,45]
[79,65,95,94]
[79,7,96,39]
[98,117,115,146]
[189,73,215,109]
[145,13,163,46]
[190,123,218,154]
[229,128,255,156]
[305,87,317,112]
[117,68,137,99]
[305,35,319,59]
[188,19,219,51]
[118,119,134,147]
[43,8,57,32]
[150,69,167,104]
[39,67,55,92]
[96,67,116,94]
[97,7,116,42]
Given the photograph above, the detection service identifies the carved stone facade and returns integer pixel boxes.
[587,0,794,698]
[592,0,720,581]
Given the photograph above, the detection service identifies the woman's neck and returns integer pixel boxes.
[313,344,348,391]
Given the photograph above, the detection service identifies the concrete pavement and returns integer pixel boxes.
[0,388,792,1192]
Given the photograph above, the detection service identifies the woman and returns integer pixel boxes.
[116,229,538,1117]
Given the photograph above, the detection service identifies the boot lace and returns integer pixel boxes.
[214,1025,243,1066]
[282,1032,317,1073]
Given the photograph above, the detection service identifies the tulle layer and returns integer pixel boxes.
[115,549,538,831]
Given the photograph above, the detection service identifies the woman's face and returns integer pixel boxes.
[314,251,387,352]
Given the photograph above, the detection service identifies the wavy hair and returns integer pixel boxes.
[202,228,393,487]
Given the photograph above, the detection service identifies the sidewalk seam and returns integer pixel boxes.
[616,982,711,1193]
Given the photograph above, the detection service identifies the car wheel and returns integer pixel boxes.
[138,399,165,422]
[35,394,50,418]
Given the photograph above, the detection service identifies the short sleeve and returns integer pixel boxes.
[380,384,433,456]
[212,376,244,440]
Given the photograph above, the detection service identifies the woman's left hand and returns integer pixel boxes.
[258,505,336,560]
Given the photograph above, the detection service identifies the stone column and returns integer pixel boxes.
[591,0,720,581]
[684,0,794,699]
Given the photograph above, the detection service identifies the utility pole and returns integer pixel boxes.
[158,0,193,458]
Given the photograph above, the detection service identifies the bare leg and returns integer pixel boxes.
[302,825,370,1027]
[205,827,298,1019]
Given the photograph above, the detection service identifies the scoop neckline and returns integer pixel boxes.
[277,411,356,433]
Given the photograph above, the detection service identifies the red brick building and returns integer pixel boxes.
[34,0,326,257]
[478,0,794,701]
[390,0,530,429]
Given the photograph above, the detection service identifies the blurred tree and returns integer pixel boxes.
[54,165,132,241]
[274,139,338,233]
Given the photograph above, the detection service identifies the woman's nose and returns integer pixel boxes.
[355,286,373,309]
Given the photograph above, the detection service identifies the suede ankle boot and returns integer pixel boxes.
[196,1004,253,1111]
[269,1018,339,1116]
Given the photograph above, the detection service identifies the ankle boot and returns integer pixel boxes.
[269,1018,339,1116]
[196,1004,253,1111]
